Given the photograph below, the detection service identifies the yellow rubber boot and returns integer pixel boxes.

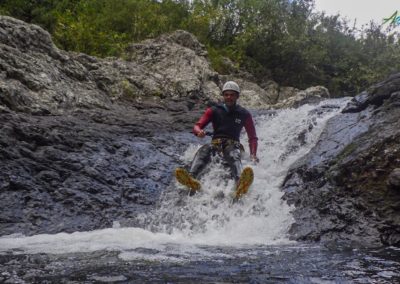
[234,167,254,200]
[175,167,201,192]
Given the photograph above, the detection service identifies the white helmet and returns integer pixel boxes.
[222,81,240,95]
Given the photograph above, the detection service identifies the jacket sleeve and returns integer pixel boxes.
[244,113,258,156]
[193,107,213,135]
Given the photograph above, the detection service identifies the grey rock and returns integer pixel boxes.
[342,73,400,113]
[274,86,330,109]
[277,86,298,102]
[0,16,327,112]
[0,16,112,113]
[388,168,400,189]
[282,74,400,247]
[0,107,200,235]
[125,30,219,100]
[0,17,218,113]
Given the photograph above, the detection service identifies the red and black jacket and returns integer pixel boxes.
[193,104,258,156]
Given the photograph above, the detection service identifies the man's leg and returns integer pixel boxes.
[175,144,213,192]
[223,143,254,200]
[189,144,213,179]
[222,143,242,182]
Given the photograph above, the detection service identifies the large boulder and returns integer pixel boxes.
[125,30,219,100]
[0,16,112,114]
[274,86,330,109]
[282,73,400,247]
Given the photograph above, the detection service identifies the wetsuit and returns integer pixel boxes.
[190,103,258,181]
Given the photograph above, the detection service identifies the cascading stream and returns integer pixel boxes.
[0,99,349,257]
[139,98,350,246]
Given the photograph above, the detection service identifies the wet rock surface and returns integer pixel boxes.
[0,103,201,236]
[0,16,206,236]
[388,168,400,189]
[283,74,400,247]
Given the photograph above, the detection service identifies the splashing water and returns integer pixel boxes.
[139,98,349,246]
[0,99,349,258]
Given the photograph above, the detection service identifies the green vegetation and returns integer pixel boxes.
[1,0,400,96]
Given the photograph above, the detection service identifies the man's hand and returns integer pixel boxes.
[196,130,206,138]
[251,155,259,164]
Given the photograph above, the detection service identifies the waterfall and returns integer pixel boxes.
[0,99,349,256]
[138,98,350,246]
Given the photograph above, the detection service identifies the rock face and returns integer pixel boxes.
[0,16,209,235]
[0,16,112,114]
[0,107,199,235]
[0,17,223,114]
[274,86,330,108]
[388,168,400,190]
[282,73,400,247]
[0,15,329,113]
[125,30,219,100]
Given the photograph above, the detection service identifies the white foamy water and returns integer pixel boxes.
[0,99,349,259]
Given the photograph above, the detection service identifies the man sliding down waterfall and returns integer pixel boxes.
[175,81,259,200]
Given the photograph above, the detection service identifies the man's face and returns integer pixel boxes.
[223,91,239,107]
